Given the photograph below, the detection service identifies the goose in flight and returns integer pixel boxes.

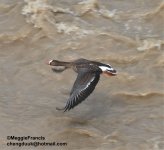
[47,58,117,112]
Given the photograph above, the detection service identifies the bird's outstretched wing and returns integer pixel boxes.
[56,67,101,112]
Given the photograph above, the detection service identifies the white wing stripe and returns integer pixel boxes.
[83,76,95,91]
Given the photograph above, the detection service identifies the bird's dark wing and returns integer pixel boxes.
[56,68,100,112]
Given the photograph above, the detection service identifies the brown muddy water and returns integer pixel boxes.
[0,0,164,150]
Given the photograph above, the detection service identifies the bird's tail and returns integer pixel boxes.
[48,60,72,68]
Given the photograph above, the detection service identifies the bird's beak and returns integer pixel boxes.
[104,69,117,76]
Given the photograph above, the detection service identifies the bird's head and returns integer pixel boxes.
[99,64,117,76]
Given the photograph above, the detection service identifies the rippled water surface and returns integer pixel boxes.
[0,0,164,150]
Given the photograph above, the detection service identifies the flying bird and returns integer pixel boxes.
[47,58,117,112]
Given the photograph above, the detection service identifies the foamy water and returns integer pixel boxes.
[0,0,164,150]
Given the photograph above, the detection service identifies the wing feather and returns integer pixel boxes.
[64,73,100,111]
[56,65,101,112]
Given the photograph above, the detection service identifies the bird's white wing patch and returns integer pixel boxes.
[82,76,95,91]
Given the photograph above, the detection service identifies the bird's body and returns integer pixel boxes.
[48,58,117,112]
